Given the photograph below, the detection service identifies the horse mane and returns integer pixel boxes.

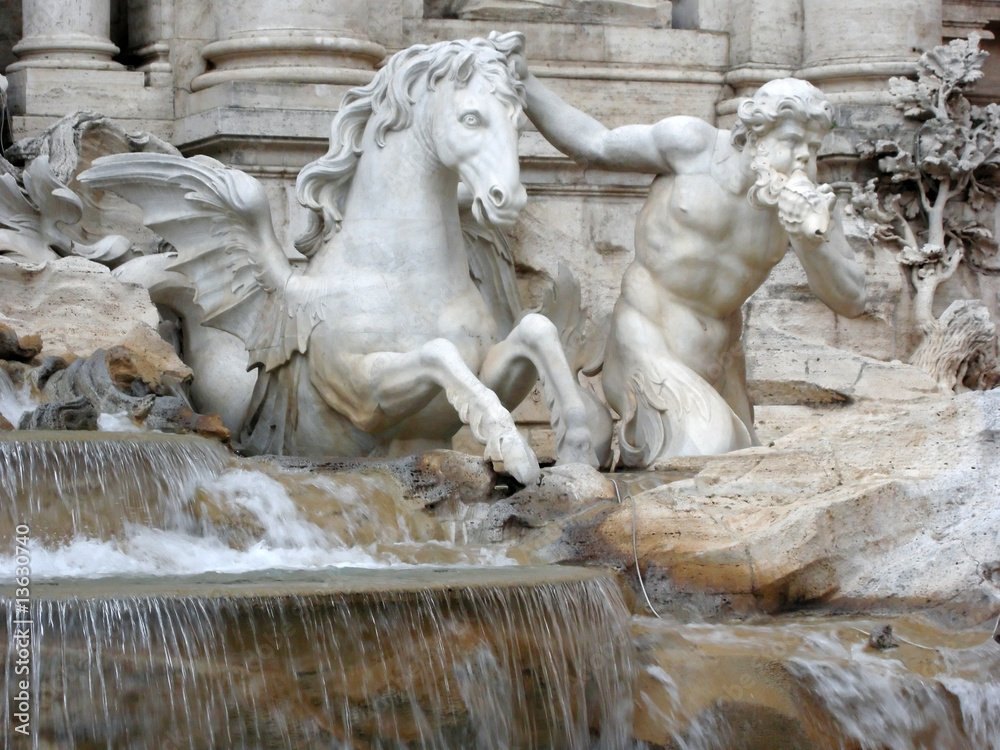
[294,31,526,258]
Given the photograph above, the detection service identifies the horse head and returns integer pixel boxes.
[294,32,528,255]
[423,37,528,229]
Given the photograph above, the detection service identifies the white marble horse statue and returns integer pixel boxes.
[81,32,600,483]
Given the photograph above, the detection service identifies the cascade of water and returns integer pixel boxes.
[0,367,33,427]
[2,568,636,749]
[0,434,515,577]
[788,639,1000,750]
[0,432,231,542]
[632,616,1000,750]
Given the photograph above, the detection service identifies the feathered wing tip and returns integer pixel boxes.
[237,357,302,456]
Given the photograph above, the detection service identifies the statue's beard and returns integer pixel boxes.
[746,146,787,209]
[747,143,836,239]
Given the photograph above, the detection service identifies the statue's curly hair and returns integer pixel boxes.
[730,78,834,152]
[294,32,526,258]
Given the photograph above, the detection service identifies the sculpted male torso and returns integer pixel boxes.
[516,66,867,465]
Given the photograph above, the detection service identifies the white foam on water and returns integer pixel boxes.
[97,411,144,432]
[938,675,1000,748]
[2,525,515,581]
[635,616,999,750]
[15,528,385,579]
[2,464,515,580]
[783,630,1000,750]
[0,367,33,426]
[787,650,960,749]
[201,468,331,548]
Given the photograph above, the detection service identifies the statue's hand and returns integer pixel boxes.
[778,172,836,241]
[488,30,529,80]
[510,47,529,80]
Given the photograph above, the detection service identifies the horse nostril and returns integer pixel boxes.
[488,186,506,207]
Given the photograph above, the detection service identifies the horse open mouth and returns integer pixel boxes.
[472,196,519,229]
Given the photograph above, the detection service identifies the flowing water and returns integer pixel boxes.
[0,369,31,429]
[632,615,1000,749]
[1,433,636,747]
[2,568,635,749]
[1,431,230,540]
[0,433,513,577]
[2,431,998,748]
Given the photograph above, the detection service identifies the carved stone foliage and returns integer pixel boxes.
[850,34,1000,391]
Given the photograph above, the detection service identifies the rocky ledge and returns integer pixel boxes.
[529,387,1000,629]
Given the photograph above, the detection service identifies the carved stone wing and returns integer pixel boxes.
[79,153,307,372]
[0,173,38,234]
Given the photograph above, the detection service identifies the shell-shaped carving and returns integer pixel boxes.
[778,170,836,239]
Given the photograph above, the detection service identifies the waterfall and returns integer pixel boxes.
[2,567,636,749]
[0,432,231,542]
[0,367,32,428]
[0,434,515,577]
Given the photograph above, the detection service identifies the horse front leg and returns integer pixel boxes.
[364,338,540,484]
[479,313,599,468]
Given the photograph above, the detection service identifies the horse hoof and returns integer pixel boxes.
[486,434,540,485]
[507,455,541,485]
[557,426,598,468]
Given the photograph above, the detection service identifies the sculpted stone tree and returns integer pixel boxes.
[81,33,607,483]
[516,61,866,467]
[851,35,1000,391]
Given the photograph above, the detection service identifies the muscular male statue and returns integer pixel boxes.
[517,68,867,466]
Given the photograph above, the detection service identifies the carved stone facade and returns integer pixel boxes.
[2,1,999,456]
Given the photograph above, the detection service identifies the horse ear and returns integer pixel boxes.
[455,51,476,83]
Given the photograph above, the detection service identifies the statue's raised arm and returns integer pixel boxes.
[518,62,715,173]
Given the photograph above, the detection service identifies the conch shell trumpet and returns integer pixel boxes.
[778,170,837,240]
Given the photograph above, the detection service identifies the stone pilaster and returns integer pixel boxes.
[716,0,803,122]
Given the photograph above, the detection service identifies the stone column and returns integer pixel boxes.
[127,0,173,87]
[799,0,942,104]
[717,0,803,123]
[8,0,121,71]
[5,0,173,135]
[190,0,384,91]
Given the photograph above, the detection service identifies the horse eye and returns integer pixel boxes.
[462,114,481,127]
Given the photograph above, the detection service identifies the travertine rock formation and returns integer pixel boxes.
[0,255,187,373]
[547,384,1000,627]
